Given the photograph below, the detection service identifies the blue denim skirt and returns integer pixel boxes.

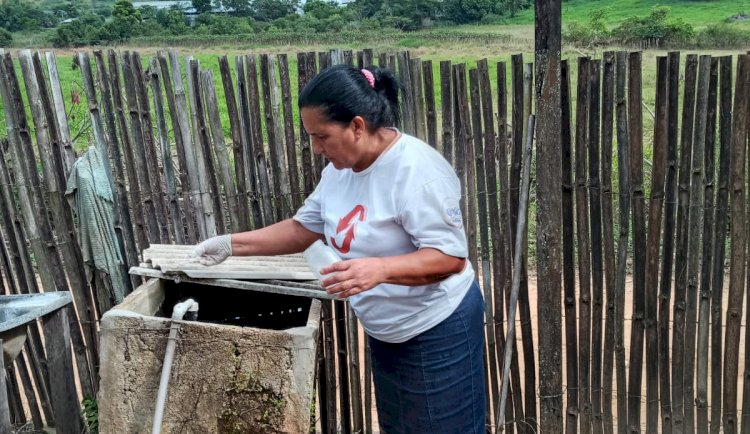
[369,281,487,434]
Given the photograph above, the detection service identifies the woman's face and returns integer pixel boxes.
[301,107,363,170]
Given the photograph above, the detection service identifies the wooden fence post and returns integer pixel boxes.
[561,58,580,434]
[245,54,275,227]
[600,50,616,434]
[233,55,264,230]
[682,54,711,434]
[422,60,437,148]
[645,55,669,434]
[259,54,291,221]
[132,52,171,242]
[710,55,733,434]
[200,69,241,234]
[218,55,251,232]
[109,50,149,252]
[575,56,592,434]
[42,307,83,434]
[626,51,647,434]
[658,51,681,434]
[588,58,604,434]
[297,52,315,196]
[534,0,565,426]
[150,57,186,243]
[76,50,127,312]
[469,66,497,430]
[511,54,537,434]
[497,60,524,433]
[94,50,141,284]
[44,52,77,174]
[439,60,453,161]
[158,52,198,243]
[188,58,226,235]
[0,339,11,432]
[672,54,698,434]
[410,58,426,141]
[277,54,302,210]
[122,51,163,243]
[696,56,719,434]
[613,51,630,434]
[451,62,471,264]
[397,51,414,134]
[722,54,750,434]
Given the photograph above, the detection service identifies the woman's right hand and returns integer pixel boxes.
[189,234,232,266]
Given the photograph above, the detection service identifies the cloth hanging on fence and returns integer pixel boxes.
[65,146,128,304]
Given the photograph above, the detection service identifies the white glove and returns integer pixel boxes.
[190,234,232,266]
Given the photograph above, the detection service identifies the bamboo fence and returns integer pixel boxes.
[0,46,749,434]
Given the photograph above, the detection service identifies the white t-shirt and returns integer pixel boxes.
[293,133,475,343]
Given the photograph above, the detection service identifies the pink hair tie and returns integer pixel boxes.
[361,69,375,88]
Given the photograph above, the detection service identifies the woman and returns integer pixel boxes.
[191,64,487,433]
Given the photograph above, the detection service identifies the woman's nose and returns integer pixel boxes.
[311,140,324,155]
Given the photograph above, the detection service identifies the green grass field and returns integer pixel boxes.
[0,45,739,161]
[508,0,750,28]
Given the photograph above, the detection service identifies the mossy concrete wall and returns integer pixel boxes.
[98,278,320,433]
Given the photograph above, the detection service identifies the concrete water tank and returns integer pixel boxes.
[98,277,321,433]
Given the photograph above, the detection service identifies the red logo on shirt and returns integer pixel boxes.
[330,205,367,254]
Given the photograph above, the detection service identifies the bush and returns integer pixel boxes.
[156,8,189,35]
[564,9,611,47]
[611,6,694,47]
[49,14,104,47]
[209,15,254,34]
[695,24,750,48]
[479,13,505,25]
[0,28,12,47]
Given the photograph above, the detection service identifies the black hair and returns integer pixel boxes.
[298,64,400,130]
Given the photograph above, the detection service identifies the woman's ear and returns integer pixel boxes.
[351,116,366,139]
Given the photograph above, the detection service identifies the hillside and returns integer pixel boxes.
[510,0,750,29]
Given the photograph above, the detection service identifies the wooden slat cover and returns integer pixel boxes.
[139,244,316,280]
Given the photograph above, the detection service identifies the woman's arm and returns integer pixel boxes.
[231,219,324,256]
[319,248,466,299]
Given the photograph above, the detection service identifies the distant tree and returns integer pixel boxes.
[137,5,160,21]
[0,28,12,47]
[353,0,382,18]
[220,0,253,16]
[379,0,439,29]
[112,0,142,25]
[497,0,531,18]
[91,2,113,18]
[443,0,497,24]
[0,0,57,31]
[251,0,299,21]
[302,0,338,18]
[193,0,213,14]
[156,8,189,34]
[97,0,142,42]
[50,0,86,20]
[49,14,104,47]
[276,0,357,32]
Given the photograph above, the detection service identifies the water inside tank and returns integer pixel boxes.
[161,280,311,330]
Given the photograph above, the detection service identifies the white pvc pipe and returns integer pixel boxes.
[151,299,198,434]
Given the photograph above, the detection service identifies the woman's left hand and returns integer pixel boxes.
[320,258,387,299]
